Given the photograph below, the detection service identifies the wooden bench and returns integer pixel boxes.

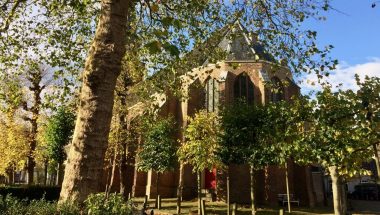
[277,194,300,206]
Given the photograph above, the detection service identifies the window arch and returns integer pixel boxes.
[205,78,219,112]
[233,72,254,104]
[270,77,284,103]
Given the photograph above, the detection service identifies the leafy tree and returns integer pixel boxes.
[136,116,177,202]
[303,87,373,215]
[263,98,313,213]
[0,76,29,183]
[355,75,380,183]
[178,110,222,215]
[219,102,278,215]
[45,106,76,185]
[1,0,337,202]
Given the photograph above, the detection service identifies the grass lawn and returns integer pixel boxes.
[132,198,334,215]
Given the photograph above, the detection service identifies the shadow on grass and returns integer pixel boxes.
[133,198,333,215]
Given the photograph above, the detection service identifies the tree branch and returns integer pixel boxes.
[0,0,26,34]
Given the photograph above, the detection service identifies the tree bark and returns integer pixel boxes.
[373,143,380,184]
[56,162,64,186]
[44,159,48,186]
[249,165,256,215]
[285,162,291,214]
[119,106,128,198]
[26,68,44,185]
[59,0,135,203]
[27,119,37,185]
[329,166,342,215]
[176,163,184,215]
[156,172,160,208]
[197,171,202,215]
[227,174,230,215]
[106,150,118,196]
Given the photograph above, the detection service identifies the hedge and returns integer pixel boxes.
[0,185,61,201]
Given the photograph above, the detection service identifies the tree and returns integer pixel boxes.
[303,87,373,215]
[264,99,308,213]
[219,102,278,215]
[45,106,76,186]
[2,0,337,202]
[136,116,177,206]
[178,110,222,215]
[0,76,29,183]
[355,75,380,183]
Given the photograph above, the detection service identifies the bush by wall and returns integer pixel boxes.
[0,192,133,215]
[0,185,61,201]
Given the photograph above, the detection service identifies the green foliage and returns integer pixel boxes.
[84,193,133,215]
[0,195,28,215]
[45,106,76,164]
[302,87,373,177]
[264,99,310,166]
[356,75,380,145]
[0,195,57,215]
[0,185,61,201]
[137,116,177,173]
[219,101,280,169]
[56,201,81,215]
[0,193,134,215]
[178,110,222,173]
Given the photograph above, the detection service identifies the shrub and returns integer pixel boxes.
[85,193,133,215]
[0,194,28,215]
[0,192,133,215]
[57,201,81,215]
[0,185,60,201]
[26,198,57,215]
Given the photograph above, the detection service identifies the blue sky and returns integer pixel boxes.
[298,0,380,94]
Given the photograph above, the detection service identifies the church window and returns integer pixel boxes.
[205,78,219,112]
[233,73,254,104]
[270,77,284,103]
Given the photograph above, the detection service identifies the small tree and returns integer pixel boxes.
[264,99,310,213]
[45,106,76,185]
[136,116,177,204]
[178,110,222,215]
[219,102,277,215]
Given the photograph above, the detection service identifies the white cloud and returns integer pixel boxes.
[299,58,380,95]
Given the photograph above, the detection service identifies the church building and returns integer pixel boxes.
[123,22,326,206]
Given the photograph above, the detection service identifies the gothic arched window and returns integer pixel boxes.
[205,78,219,112]
[233,73,254,104]
[270,77,284,103]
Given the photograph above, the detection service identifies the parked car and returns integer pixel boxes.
[350,183,380,200]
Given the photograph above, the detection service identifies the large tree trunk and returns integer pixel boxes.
[27,119,38,185]
[249,165,256,215]
[59,0,135,203]
[329,166,342,215]
[26,68,44,185]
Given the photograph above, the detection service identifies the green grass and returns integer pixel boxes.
[132,198,333,215]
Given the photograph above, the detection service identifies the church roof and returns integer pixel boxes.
[202,21,274,65]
